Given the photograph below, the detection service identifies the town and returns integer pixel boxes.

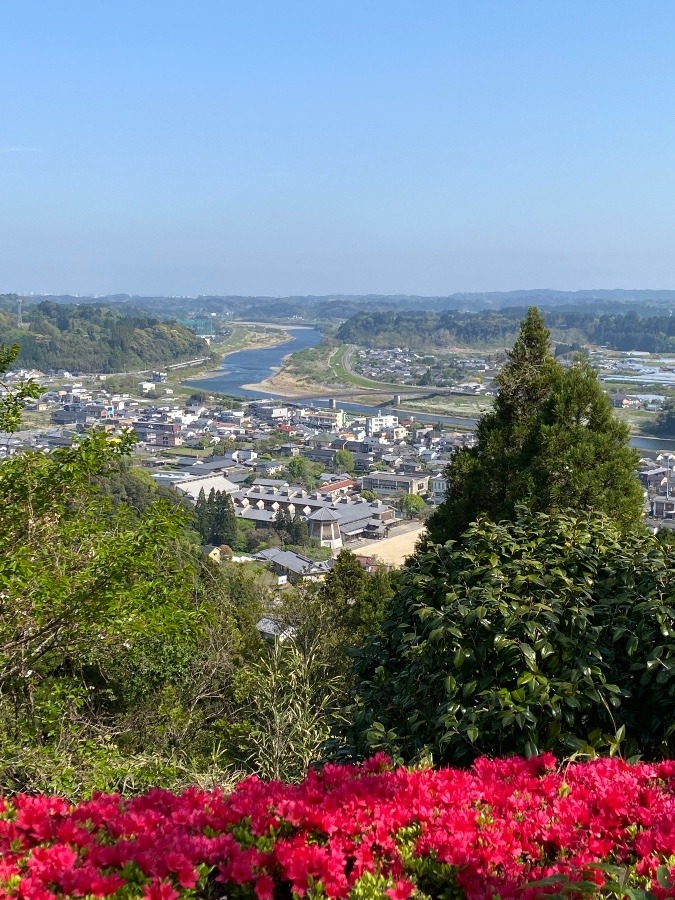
[3,361,675,586]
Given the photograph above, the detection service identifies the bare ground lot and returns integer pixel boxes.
[355,523,426,567]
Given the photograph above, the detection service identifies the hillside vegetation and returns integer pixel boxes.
[0,301,208,372]
[336,307,675,352]
[0,309,675,900]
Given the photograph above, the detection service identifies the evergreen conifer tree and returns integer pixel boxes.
[426,308,644,544]
[194,488,210,542]
[289,514,310,546]
[205,489,217,542]
[211,490,238,547]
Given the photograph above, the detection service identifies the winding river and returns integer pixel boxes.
[189,327,675,454]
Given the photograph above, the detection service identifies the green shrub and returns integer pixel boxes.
[346,510,675,764]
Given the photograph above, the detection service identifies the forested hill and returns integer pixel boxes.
[336,308,675,352]
[0,302,208,372]
[336,310,524,348]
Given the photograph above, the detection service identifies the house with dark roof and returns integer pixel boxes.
[254,548,334,583]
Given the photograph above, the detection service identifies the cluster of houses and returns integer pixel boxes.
[355,347,495,391]
[639,457,675,520]
[0,389,482,569]
[608,393,666,411]
[9,371,675,576]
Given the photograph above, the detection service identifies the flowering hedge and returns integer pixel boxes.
[2,755,675,900]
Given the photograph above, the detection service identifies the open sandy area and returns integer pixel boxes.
[241,371,330,397]
[355,524,426,567]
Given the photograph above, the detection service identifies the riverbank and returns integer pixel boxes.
[180,325,291,388]
[182,329,675,452]
[241,342,343,397]
[242,371,333,397]
[185,326,325,399]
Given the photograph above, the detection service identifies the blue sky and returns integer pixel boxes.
[3,1,675,296]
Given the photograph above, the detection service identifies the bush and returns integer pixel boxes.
[3,756,675,899]
[346,510,675,765]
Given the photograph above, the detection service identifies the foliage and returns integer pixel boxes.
[0,343,270,795]
[3,301,208,373]
[591,309,675,352]
[194,488,238,547]
[273,508,311,547]
[281,551,394,667]
[284,455,322,488]
[3,756,675,899]
[347,509,675,766]
[336,303,675,353]
[0,428,200,689]
[645,400,675,438]
[336,309,528,349]
[0,343,42,432]
[399,493,426,519]
[427,308,643,544]
[92,459,195,518]
[236,550,395,774]
[0,536,265,795]
[234,640,346,782]
[334,448,355,474]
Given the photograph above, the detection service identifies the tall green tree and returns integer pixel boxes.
[426,308,644,544]
[194,488,211,541]
[285,456,320,488]
[400,493,426,519]
[211,491,238,547]
[334,449,355,474]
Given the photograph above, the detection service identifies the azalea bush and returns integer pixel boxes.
[2,755,675,900]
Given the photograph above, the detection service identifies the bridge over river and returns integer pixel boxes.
[188,326,675,454]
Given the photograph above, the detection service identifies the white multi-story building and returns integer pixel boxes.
[366,412,399,436]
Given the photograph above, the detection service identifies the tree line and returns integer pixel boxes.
[336,306,675,352]
[0,301,208,372]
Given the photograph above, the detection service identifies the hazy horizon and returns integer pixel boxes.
[4,2,675,296]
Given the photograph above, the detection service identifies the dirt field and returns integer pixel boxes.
[356,524,426,567]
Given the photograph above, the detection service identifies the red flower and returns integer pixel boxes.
[255,873,275,900]
[386,880,414,900]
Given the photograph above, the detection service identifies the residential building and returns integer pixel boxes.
[254,548,334,583]
[362,473,430,495]
[651,497,675,519]
[202,545,221,563]
[366,412,399,436]
[430,472,447,500]
[296,407,347,429]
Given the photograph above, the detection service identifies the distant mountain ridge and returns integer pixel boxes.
[22,288,675,305]
[12,289,675,324]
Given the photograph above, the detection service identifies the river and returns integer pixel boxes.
[190,327,322,397]
[189,327,675,454]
